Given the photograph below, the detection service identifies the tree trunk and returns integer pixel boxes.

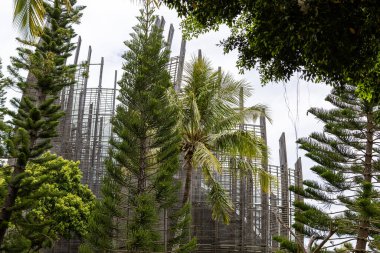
[138,137,147,194]
[355,219,370,252]
[182,152,193,205]
[0,165,23,244]
[0,88,43,245]
[354,111,374,252]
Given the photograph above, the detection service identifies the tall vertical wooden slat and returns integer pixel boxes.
[90,57,104,169]
[295,157,304,243]
[167,24,175,51]
[260,115,270,252]
[75,46,92,160]
[175,38,186,92]
[279,132,290,239]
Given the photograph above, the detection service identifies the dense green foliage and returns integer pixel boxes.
[163,0,380,100]
[0,0,83,246]
[81,3,181,252]
[169,55,271,251]
[178,56,270,224]
[169,203,197,252]
[0,153,94,252]
[0,61,9,158]
[277,86,380,252]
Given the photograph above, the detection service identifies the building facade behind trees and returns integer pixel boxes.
[49,21,302,253]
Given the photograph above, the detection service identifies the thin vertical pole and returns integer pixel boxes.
[73,36,82,65]
[295,158,304,243]
[198,49,202,60]
[61,36,82,157]
[95,117,104,196]
[279,133,290,239]
[260,115,269,252]
[75,46,92,161]
[112,70,117,116]
[84,103,93,185]
[167,24,175,51]
[155,16,161,27]
[175,38,186,92]
[91,57,104,169]
[164,209,168,253]
[160,16,166,29]
[110,70,117,141]
[239,87,245,252]
[75,91,83,161]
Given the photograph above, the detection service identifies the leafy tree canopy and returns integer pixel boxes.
[163,0,380,100]
[0,152,95,252]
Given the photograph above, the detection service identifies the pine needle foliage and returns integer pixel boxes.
[0,0,83,247]
[81,3,181,252]
[0,61,10,158]
[276,86,380,252]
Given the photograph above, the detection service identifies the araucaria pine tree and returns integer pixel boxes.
[279,86,380,252]
[80,2,180,252]
[0,60,9,158]
[0,0,83,247]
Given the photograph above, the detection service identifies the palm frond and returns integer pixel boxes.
[210,104,271,135]
[256,167,275,194]
[216,73,251,107]
[202,166,233,224]
[13,0,45,38]
[178,55,272,225]
[13,0,73,38]
[247,163,275,194]
[212,130,268,161]
[189,92,201,134]
[203,100,238,132]
[193,142,221,173]
[229,158,275,193]
[62,0,72,11]
[244,104,272,123]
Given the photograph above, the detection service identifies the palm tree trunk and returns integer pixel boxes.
[182,152,193,205]
[354,111,374,252]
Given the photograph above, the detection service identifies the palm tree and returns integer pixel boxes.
[13,0,72,38]
[12,0,160,38]
[13,0,45,37]
[178,56,271,224]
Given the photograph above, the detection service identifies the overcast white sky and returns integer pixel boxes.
[0,0,333,179]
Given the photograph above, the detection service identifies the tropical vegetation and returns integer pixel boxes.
[178,56,270,223]
[2,0,380,252]
[0,0,83,246]
[162,0,380,100]
[80,2,181,252]
[0,153,94,252]
[0,61,9,158]
[167,55,271,251]
[275,86,380,253]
